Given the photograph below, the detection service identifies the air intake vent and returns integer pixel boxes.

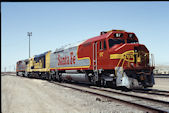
[100,31,107,35]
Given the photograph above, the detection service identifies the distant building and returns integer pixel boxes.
[153,65,169,74]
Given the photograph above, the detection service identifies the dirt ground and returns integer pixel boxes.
[152,78,169,91]
[1,75,169,113]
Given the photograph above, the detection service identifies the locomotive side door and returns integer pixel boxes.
[98,39,108,69]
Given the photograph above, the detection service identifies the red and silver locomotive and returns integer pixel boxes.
[49,29,155,89]
[16,29,155,89]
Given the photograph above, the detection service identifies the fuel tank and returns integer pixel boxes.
[61,73,90,83]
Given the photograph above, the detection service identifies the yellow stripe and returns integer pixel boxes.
[111,50,135,72]
[117,58,122,67]
[110,50,134,61]
[76,45,91,67]
[110,54,123,59]
[50,65,90,70]
[31,68,50,72]
[121,59,126,67]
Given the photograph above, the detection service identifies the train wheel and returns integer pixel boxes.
[48,74,52,81]
[22,72,25,77]
[96,80,101,87]
[24,72,28,77]
[44,73,48,80]
[52,74,56,81]
[101,79,106,87]
[41,73,45,80]
[27,73,30,78]
[58,75,62,82]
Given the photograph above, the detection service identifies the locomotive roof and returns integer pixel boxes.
[82,30,126,45]
[54,30,129,52]
[54,40,85,53]
[63,40,85,49]
[34,50,51,59]
[83,32,111,44]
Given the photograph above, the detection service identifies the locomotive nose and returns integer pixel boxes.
[133,44,150,67]
[109,43,150,68]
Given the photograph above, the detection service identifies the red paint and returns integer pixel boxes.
[76,30,151,71]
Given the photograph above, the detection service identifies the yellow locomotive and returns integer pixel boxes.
[25,51,51,79]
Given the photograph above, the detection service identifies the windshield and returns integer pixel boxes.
[127,39,138,43]
[108,39,125,48]
[127,33,138,43]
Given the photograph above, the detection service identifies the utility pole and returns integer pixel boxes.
[27,32,32,76]
[27,32,32,58]
[4,67,6,72]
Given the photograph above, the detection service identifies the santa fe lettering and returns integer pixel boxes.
[58,52,76,66]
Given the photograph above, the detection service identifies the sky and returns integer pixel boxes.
[2,2,169,72]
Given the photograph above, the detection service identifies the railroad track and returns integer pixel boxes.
[5,73,169,97]
[50,81,169,113]
[69,82,169,97]
[132,89,169,97]
[89,87,169,104]
[10,75,169,112]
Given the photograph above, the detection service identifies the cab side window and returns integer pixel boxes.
[99,41,103,50]
[103,40,106,50]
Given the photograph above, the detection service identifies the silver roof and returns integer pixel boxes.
[54,40,85,53]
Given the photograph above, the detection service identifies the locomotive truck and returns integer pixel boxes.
[16,29,155,89]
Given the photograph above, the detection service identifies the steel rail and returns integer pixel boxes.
[72,81,169,97]
[132,90,169,97]
[65,82,169,104]
[51,81,168,113]
[89,87,169,104]
[134,88,169,93]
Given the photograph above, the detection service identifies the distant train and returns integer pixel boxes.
[16,29,155,89]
